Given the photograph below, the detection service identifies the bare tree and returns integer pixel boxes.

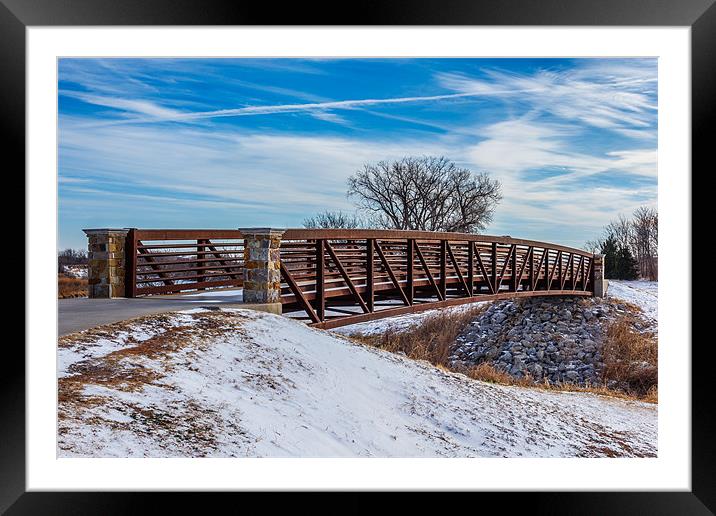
[588,206,658,280]
[605,214,633,252]
[58,248,88,273]
[303,210,363,229]
[347,156,502,233]
[631,206,658,280]
[584,238,604,254]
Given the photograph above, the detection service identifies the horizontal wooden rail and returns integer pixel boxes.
[282,229,593,258]
[279,229,594,327]
[126,229,244,297]
[122,228,596,329]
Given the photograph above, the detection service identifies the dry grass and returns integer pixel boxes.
[350,304,657,404]
[463,362,533,387]
[463,362,654,402]
[58,275,88,298]
[350,305,488,367]
[601,319,658,399]
[58,311,249,417]
[58,311,256,454]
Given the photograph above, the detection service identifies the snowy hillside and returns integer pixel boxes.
[58,308,656,458]
[607,280,658,323]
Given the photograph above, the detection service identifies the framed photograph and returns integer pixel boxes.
[6,0,710,511]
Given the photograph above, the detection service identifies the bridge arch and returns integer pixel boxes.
[278,229,601,329]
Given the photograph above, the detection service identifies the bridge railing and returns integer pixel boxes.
[279,229,595,328]
[125,229,244,296]
[84,227,600,329]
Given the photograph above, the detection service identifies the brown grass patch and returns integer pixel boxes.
[463,362,533,387]
[58,274,88,298]
[58,311,250,418]
[601,319,658,398]
[350,305,488,367]
[456,362,643,401]
[58,311,258,454]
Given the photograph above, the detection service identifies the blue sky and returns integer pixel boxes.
[58,58,657,249]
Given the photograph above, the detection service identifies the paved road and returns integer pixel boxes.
[58,290,245,336]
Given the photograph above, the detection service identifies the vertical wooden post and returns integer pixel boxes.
[467,241,474,297]
[406,239,414,305]
[439,240,447,299]
[511,245,518,292]
[316,239,325,322]
[544,249,550,290]
[366,239,375,312]
[125,228,137,298]
[196,238,208,289]
[558,251,563,288]
[491,242,497,293]
[529,247,535,291]
[570,253,575,291]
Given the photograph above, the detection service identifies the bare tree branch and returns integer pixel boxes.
[302,210,364,229]
[347,156,502,233]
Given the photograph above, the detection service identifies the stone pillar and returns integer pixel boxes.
[592,254,606,297]
[240,228,285,310]
[83,229,129,298]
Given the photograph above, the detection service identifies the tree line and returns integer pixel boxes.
[58,248,88,273]
[585,207,658,281]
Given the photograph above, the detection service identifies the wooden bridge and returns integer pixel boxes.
[101,228,603,330]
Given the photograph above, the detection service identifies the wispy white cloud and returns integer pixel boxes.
[460,117,656,235]
[309,111,351,125]
[466,118,656,181]
[60,90,184,119]
[437,60,657,134]
[61,59,657,141]
[59,113,655,247]
[228,79,329,103]
[58,118,448,212]
[65,91,484,127]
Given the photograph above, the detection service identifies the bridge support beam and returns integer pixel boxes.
[592,253,606,297]
[83,228,129,298]
[240,228,285,312]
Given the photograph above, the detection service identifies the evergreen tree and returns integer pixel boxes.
[600,236,619,279]
[600,236,639,279]
[616,245,639,280]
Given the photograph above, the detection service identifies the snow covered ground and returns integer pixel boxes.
[58,308,657,458]
[607,280,658,323]
[333,301,489,336]
[62,265,88,278]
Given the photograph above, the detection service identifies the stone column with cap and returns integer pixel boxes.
[83,228,129,298]
[240,228,285,311]
[592,253,607,297]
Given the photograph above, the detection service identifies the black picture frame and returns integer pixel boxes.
[5,0,710,512]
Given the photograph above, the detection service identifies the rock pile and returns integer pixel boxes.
[449,296,640,385]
